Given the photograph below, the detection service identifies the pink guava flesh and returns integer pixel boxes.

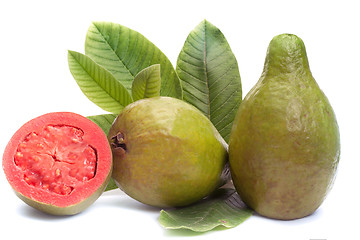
[14,125,97,196]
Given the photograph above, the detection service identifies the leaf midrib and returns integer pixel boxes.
[203,21,211,120]
[92,22,135,79]
[69,51,125,104]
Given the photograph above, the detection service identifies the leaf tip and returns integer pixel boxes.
[90,21,101,26]
[201,19,213,27]
[67,49,76,56]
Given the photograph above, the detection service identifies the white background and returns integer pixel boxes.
[0,0,359,239]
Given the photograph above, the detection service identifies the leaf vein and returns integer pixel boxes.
[91,22,135,78]
[183,87,209,107]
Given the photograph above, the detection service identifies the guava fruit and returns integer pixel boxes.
[228,34,340,220]
[2,112,112,215]
[108,96,228,208]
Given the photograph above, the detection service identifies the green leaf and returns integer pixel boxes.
[176,20,242,142]
[87,114,119,192]
[85,21,183,99]
[87,113,117,135]
[159,188,253,232]
[132,64,161,101]
[104,178,118,192]
[68,50,133,113]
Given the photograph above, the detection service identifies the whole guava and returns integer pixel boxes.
[108,96,228,208]
[229,34,340,220]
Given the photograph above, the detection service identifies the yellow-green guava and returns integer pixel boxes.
[229,34,340,220]
[108,97,228,208]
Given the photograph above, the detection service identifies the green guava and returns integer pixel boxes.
[108,97,228,208]
[229,34,340,220]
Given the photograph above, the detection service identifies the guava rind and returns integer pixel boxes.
[108,97,228,208]
[2,112,113,215]
[14,172,111,215]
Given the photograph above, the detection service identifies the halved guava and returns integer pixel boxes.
[2,112,112,215]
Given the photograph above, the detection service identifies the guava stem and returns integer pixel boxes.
[110,133,127,152]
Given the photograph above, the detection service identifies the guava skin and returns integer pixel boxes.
[108,97,228,208]
[228,34,340,220]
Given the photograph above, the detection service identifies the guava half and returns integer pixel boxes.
[2,112,112,215]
